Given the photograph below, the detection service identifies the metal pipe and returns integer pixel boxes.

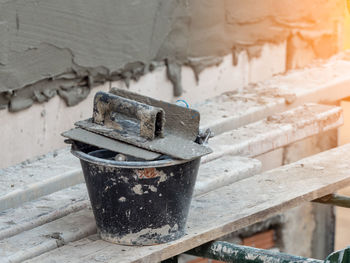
[313,194,350,208]
[186,241,322,263]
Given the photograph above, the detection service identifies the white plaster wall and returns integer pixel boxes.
[112,42,286,106]
[180,42,286,105]
[0,84,112,168]
[0,42,286,169]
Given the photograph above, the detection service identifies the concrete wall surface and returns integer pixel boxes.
[0,0,345,167]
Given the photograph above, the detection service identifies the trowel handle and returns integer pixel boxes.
[93,91,165,140]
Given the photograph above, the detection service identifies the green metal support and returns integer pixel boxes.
[313,194,350,208]
[186,241,323,263]
[325,247,350,263]
[185,241,350,263]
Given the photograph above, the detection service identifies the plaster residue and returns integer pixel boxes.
[0,0,344,111]
[148,185,157,193]
[131,184,143,195]
[118,197,126,203]
[100,223,178,245]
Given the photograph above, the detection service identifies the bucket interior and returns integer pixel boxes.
[88,149,148,162]
[72,141,185,168]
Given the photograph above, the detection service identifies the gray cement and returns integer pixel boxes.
[0,0,344,111]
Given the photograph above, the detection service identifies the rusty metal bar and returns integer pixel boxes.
[186,241,322,263]
[313,193,350,208]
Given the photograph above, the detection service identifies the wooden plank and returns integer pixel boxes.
[0,103,341,212]
[1,210,96,263]
[0,149,82,212]
[0,184,89,240]
[194,156,261,196]
[0,157,261,262]
[26,143,350,263]
[203,103,343,163]
[0,169,83,212]
[198,58,350,134]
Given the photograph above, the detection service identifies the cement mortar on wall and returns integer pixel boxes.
[0,0,344,111]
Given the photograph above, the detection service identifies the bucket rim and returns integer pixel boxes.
[71,148,194,168]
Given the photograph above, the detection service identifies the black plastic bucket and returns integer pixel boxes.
[72,144,200,245]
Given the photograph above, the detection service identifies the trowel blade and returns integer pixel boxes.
[62,128,161,161]
[76,120,213,160]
